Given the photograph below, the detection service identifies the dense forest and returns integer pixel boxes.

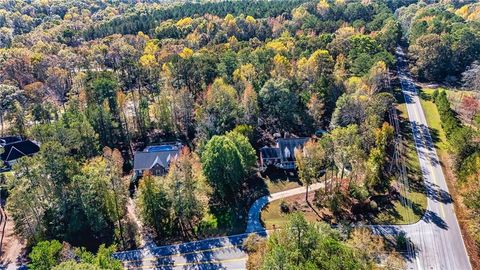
[397,1,480,81]
[0,0,479,269]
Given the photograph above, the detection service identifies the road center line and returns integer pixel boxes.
[126,257,247,269]
[122,244,244,264]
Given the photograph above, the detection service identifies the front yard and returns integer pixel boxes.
[261,191,321,230]
[260,87,427,228]
[263,168,302,194]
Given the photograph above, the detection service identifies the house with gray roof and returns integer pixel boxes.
[133,143,181,177]
[1,136,40,172]
[259,137,309,171]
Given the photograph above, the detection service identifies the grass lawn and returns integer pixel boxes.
[372,189,426,225]
[261,191,324,230]
[418,88,449,154]
[263,168,302,194]
[265,179,302,194]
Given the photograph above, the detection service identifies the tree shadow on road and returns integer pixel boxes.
[114,248,158,270]
[424,181,453,205]
[176,233,253,270]
[180,251,227,270]
[371,226,416,263]
[422,210,448,230]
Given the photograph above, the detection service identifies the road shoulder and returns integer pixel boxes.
[419,88,480,269]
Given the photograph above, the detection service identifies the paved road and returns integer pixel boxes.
[113,233,264,270]
[370,47,471,270]
[114,184,323,269]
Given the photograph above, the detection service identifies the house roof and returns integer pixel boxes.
[260,147,281,159]
[260,138,309,163]
[133,150,179,171]
[0,136,22,146]
[1,140,40,162]
[277,138,309,161]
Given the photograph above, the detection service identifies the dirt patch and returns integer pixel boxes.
[0,211,27,268]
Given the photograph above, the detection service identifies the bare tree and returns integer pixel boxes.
[462,61,480,93]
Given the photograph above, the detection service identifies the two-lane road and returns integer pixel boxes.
[113,233,261,269]
[388,47,471,270]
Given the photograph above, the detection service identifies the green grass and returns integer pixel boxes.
[261,192,320,230]
[263,169,302,194]
[266,180,302,194]
[261,199,289,230]
[419,88,450,154]
[373,191,426,225]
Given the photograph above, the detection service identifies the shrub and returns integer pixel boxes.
[349,184,369,202]
[29,240,63,270]
[431,89,439,100]
[243,233,265,253]
[369,200,378,211]
[329,191,344,215]
[280,200,290,214]
[197,213,218,235]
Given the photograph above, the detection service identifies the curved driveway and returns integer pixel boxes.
[246,182,324,232]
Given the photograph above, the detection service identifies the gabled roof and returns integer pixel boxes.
[133,150,179,171]
[277,138,309,161]
[260,147,281,159]
[1,140,40,162]
[0,136,22,146]
[259,138,309,163]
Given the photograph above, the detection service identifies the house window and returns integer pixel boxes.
[150,164,165,176]
[284,147,291,159]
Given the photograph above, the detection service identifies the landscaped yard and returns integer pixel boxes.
[261,190,325,230]
[263,168,302,194]
[261,88,428,227]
